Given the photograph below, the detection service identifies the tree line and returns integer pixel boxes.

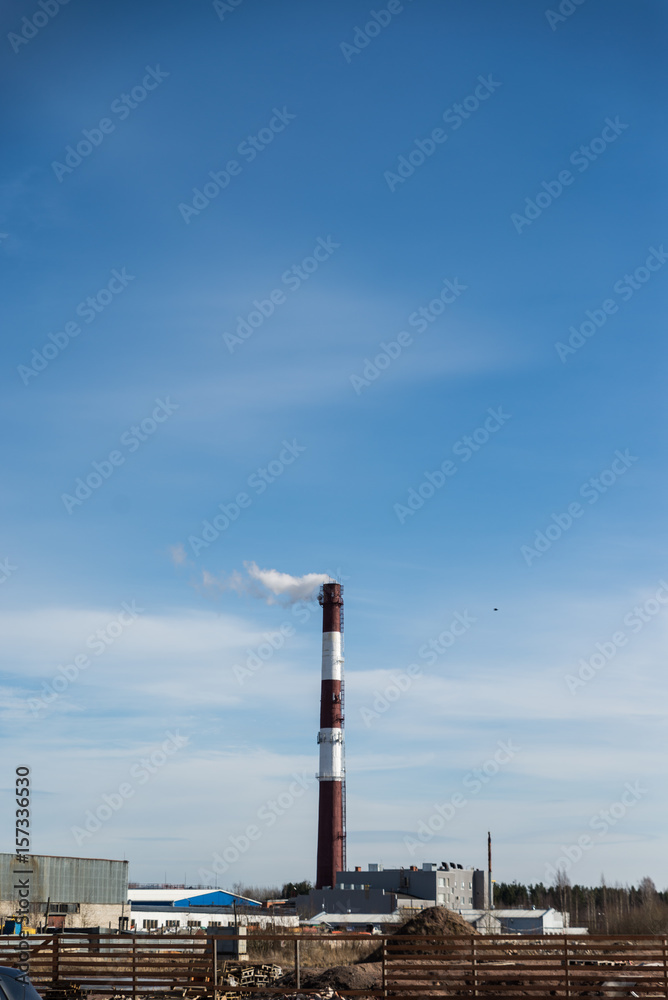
[494,876,668,933]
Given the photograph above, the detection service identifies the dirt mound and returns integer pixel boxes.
[396,905,479,938]
[279,963,382,991]
[358,906,477,963]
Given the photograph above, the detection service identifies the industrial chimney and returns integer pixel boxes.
[315,582,346,889]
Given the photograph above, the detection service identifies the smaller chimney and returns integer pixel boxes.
[355,866,361,872]
[488,830,493,909]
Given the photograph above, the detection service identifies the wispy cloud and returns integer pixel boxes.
[169,543,188,566]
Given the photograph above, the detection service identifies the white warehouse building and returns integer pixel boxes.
[128,887,297,931]
[460,908,588,936]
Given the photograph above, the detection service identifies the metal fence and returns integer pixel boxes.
[3,932,668,997]
[0,934,211,995]
[382,933,668,998]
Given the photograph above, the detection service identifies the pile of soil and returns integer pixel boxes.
[358,906,478,964]
[278,962,382,991]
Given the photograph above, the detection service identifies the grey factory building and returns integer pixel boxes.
[297,862,488,917]
[0,854,129,930]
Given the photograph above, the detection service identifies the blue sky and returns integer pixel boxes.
[1,0,667,891]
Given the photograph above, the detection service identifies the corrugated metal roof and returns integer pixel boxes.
[128,888,260,906]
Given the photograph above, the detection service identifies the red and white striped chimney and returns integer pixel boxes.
[315,582,346,889]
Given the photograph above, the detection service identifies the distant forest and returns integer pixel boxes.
[494,877,668,933]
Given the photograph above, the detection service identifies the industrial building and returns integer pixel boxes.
[128,887,298,931]
[304,911,407,932]
[0,854,128,929]
[297,862,488,918]
[459,908,588,935]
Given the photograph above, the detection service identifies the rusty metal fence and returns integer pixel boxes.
[2,932,668,997]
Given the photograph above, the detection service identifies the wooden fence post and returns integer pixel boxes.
[294,939,301,990]
[381,937,387,999]
[51,935,59,985]
[212,936,217,999]
[131,934,137,1000]
[472,936,478,996]
[663,936,667,999]
[563,936,570,998]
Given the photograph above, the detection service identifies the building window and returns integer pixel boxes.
[468,882,472,888]
[143,920,158,930]
[461,882,465,888]
[438,878,445,887]
[209,921,221,927]
[165,920,180,927]
[187,921,201,928]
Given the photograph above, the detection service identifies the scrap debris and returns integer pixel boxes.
[219,962,283,988]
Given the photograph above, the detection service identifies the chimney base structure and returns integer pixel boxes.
[315,583,346,889]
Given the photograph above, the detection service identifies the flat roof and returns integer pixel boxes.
[306,912,405,924]
[0,853,126,864]
[461,909,556,918]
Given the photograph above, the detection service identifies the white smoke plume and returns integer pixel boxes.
[201,561,332,605]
